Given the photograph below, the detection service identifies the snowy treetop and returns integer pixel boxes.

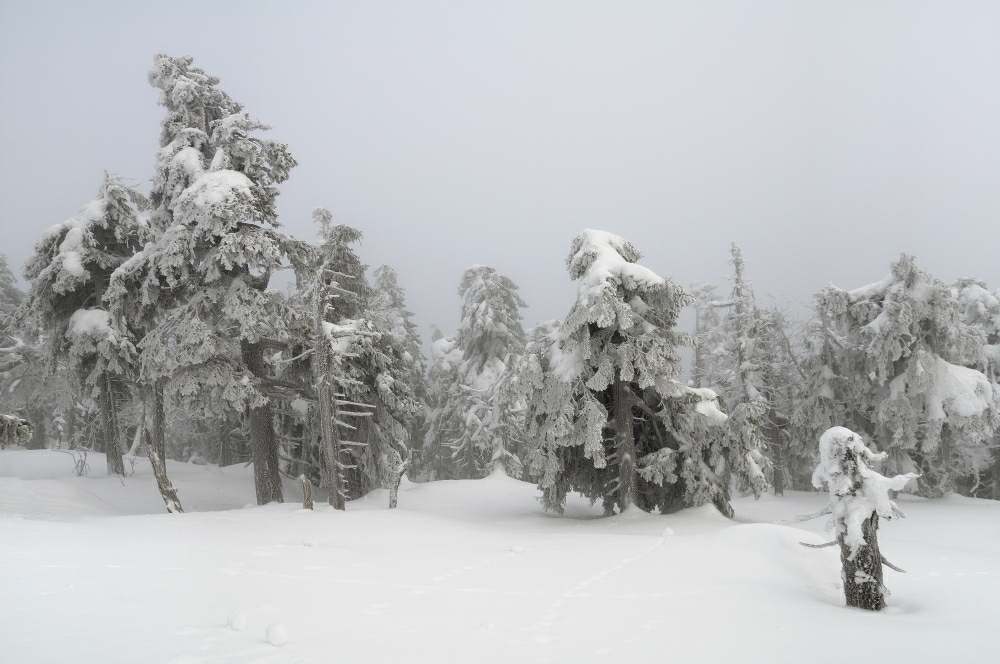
[567,229,666,299]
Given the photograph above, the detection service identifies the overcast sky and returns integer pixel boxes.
[2,1,998,346]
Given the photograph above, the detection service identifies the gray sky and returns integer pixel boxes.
[2,1,999,346]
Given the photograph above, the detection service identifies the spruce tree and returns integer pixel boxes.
[424,265,527,479]
[23,172,150,473]
[814,255,998,495]
[108,54,308,504]
[522,230,765,514]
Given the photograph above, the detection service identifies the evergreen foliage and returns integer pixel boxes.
[424,265,527,479]
[813,255,999,496]
[522,230,763,515]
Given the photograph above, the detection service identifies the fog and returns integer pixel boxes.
[2,1,998,341]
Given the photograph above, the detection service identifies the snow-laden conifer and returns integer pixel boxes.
[523,230,762,514]
[108,54,308,504]
[23,172,150,473]
[815,255,998,495]
[953,279,1000,496]
[811,426,917,611]
[424,265,527,479]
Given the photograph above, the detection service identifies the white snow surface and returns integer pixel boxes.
[2,449,999,663]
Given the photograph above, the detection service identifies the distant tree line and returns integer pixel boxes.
[2,54,998,513]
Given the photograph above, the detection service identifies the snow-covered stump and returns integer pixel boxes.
[810,426,917,611]
[840,512,885,611]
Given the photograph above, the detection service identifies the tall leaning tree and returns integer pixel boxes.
[108,54,308,504]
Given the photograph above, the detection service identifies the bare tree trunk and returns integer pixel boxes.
[301,475,313,510]
[101,373,125,476]
[152,377,167,461]
[840,512,886,611]
[139,384,183,513]
[313,286,345,511]
[388,441,410,509]
[241,339,283,504]
[26,404,46,450]
[219,416,232,466]
[612,377,638,512]
[144,428,183,513]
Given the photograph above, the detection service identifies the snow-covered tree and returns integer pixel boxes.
[300,214,424,506]
[0,413,32,449]
[692,244,804,494]
[953,279,1000,497]
[814,255,998,496]
[522,230,765,514]
[424,265,527,479]
[811,426,916,611]
[23,172,150,474]
[108,54,307,504]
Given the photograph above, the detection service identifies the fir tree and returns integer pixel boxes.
[522,231,764,514]
[814,255,998,495]
[108,54,308,504]
[424,265,527,479]
[23,172,150,473]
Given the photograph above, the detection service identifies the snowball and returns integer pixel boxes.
[227,611,246,631]
[303,539,317,547]
[510,545,526,553]
[265,623,288,647]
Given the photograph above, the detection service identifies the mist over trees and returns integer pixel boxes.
[2,53,999,518]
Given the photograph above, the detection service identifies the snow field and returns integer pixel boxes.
[1,449,999,663]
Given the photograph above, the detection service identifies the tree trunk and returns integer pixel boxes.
[840,512,886,611]
[388,442,410,509]
[139,384,182,513]
[241,339,283,504]
[219,416,232,467]
[152,377,167,461]
[26,405,46,450]
[301,475,313,510]
[313,285,345,511]
[612,377,638,512]
[101,373,125,476]
[144,428,183,513]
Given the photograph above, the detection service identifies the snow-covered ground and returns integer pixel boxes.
[2,449,998,663]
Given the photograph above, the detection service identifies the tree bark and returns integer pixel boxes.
[219,416,232,466]
[388,442,410,509]
[139,383,182,513]
[301,475,313,510]
[313,285,345,511]
[840,512,886,611]
[241,339,283,504]
[152,377,167,461]
[144,428,183,513]
[612,377,638,512]
[101,372,125,476]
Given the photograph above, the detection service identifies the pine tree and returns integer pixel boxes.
[522,230,764,514]
[108,54,308,504]
[814,255,998,495]
[23,172,150,473]
[424,265,527,479]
